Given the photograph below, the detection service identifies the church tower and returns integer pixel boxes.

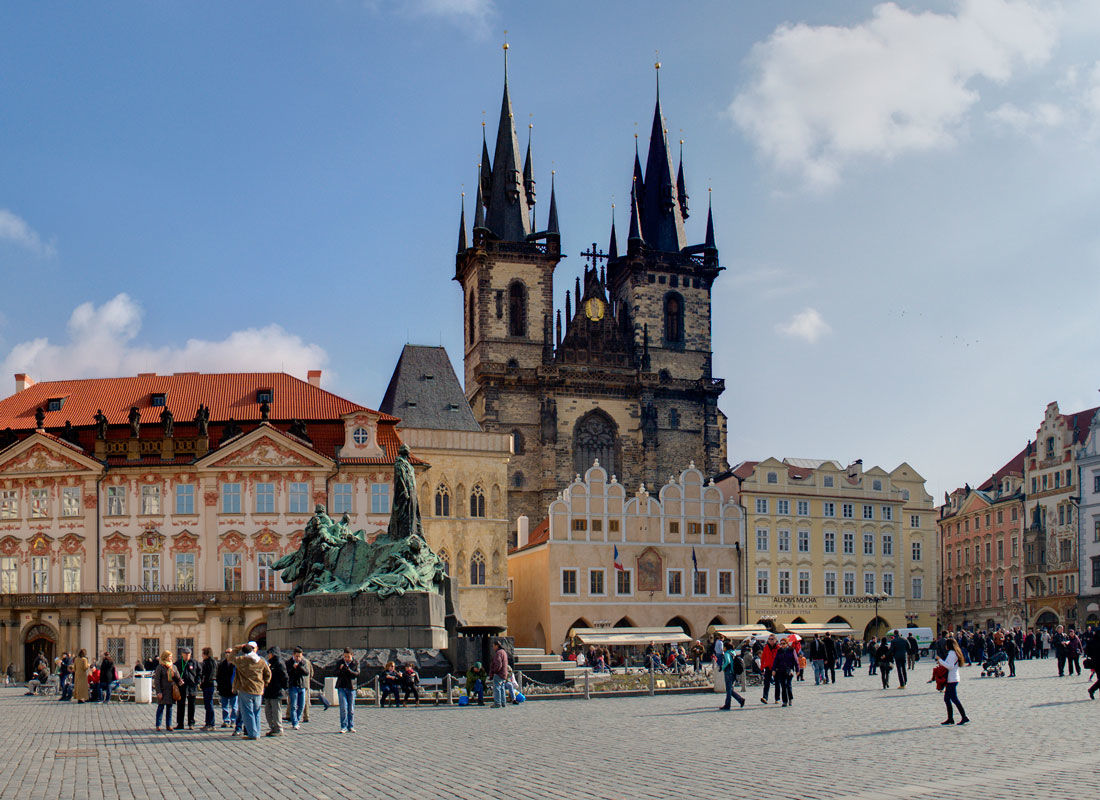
[456,55,728,543]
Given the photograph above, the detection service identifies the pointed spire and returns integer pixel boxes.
[546,171,559,234]
[575,275,581,307]
[608,205,619,259]
[523,123,536,207]
[555,308,562,346]
[565,290,572,326]
[484,41,533,242]
[632,135,645,207]
[704,189,716,251]
[628,179,643,242]
[458,193,468,252]
[677,139,689,220]
[480,126,492,201]
[641,60,686,252]
[474,168,486,230]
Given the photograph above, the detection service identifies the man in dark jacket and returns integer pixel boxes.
[335,647,360,733]
[263,648,289,736]
[822,633,837,684]
[1052,625,1067,676]
[216,649,237,729]
[890,631,909,688]
[286,647,309,729]
[98,653,118,703]
[174,647,201,729]
[199,647,218,730]
[1087,633,1100,699]
[906,633,919,669]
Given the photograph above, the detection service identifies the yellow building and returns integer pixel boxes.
[719,458,936,637]
[507,462,745,652]
[380,345,512,630]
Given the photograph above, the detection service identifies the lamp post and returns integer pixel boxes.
[864,593,888,637]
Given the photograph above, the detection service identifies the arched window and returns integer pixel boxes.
[573,410,618,479]
[511,429,525,455]
[508,281,527,337]
[470,550,486,585]
[470,485,485,518]
[434,485,450,517]
[438,548,450,576]
[664,292,684,343]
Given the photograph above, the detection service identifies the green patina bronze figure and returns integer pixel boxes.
[273,444,446,612]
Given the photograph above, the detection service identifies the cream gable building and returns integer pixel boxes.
[507,462,744,652]
[721,458,936,637]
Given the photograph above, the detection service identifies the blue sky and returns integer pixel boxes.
[2,1,1100,500]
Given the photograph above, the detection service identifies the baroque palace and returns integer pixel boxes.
[0,368,510,679]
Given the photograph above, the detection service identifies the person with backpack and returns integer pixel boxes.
[719,644,745,710]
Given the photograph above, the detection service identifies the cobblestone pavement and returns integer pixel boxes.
[3,657,1096,800]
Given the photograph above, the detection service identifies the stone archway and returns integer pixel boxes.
[247,621,267,652]
[863,616,889,640]
[23,622,57,682]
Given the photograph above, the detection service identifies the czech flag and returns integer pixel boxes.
[613,545,624,572]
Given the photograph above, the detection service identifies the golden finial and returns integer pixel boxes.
[654,49,661,70]
[503,29,509,50]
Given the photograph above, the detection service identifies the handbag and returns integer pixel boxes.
[170,667,182,701]
[1084,658,1094,670]
[932,664,948,691]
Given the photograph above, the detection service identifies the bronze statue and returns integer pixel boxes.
[221,417,241,441]
[159,407,174,438]
[273,444,446,613]
[93,410,108,440]
[193,404,210,437]
[34,407,45,429]
[128,406,140,438]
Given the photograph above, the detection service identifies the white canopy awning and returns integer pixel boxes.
[707,625,772,642]
[780,623,856,638]
[570,627,692,646]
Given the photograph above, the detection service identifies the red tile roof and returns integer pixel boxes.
[510,517,549,553]
[977,446,1027,491]
[1064,406,1099,444]
[0,372,395,430]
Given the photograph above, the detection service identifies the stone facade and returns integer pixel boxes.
[723,458,937,637]
[507,463,744,652]
[1077,413,1100,627]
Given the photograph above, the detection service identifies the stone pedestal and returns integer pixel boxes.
[267,591,447,651]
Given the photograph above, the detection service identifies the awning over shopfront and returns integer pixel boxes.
[569,627,692,646]
[780,623,856,638]
[706,624,773,643]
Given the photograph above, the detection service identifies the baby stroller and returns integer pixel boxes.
[980,650,1007,677]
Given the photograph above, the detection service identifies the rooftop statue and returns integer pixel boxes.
[273,444,446,613]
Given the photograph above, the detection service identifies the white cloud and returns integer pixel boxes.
[0,209,55,257]
[730,0,1060,188]
[368,0,493,34]
[2,294,328,382]
[776,308,832,343]
[988,101,1066,132]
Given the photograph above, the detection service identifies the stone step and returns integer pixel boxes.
[512,647,547,656]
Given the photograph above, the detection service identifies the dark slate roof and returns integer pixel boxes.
[378,345,481,432]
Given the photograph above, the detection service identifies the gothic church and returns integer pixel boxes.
[455,55,729,539]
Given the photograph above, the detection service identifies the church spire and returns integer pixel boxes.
[523,123,536,208]
[704,190,716,252]
[484,40,533,242]
[608,205,618,259]
[474,168,486,231]
[457,193,468,252]
[641,60,686,252]
[677,139,689,220]
[628,179,643,243]
[547,171,559,234]
[480,125,492,201]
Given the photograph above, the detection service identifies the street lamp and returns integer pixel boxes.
[864,593,889,637]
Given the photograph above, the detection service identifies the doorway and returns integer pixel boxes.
[23,623,56,681]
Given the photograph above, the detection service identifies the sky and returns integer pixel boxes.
[2,0,1100,502]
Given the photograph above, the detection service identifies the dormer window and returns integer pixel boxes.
[406,401,417,408]
[447,403,460,411]
[422,374,434,381]
[257,389,273,405]
[352,427,370,445]
[872,479,882,491]
[46,397,65,412]
[150,393,166,407]
[766,472,778,484]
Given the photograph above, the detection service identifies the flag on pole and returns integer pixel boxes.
[692,546,698,576]
[613,545,624,572]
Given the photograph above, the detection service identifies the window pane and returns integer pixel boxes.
[255,483,275,514]
[289,482,309,514]
[175,484,195,515]
[175,553,195,590]
[222,483,241,514]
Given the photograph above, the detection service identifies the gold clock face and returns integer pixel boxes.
[584,298,606,321]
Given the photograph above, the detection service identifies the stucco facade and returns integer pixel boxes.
[1076,413,1100,626]
[725,458,936,638]
[506,463,744,652]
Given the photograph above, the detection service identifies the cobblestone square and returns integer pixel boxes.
[2,658,1094,800]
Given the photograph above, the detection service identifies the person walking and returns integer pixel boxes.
[773,638,798,707]
[489,639,509,709]
[1086,632,1100,699]
[1004,635,1017,678]
[1052,625,1068,676]
[335,647,359,733]
[262,648,288,736]
[807,634,825,685]
[286,647,309,729]
[875,638,893,689]
[906,633,919,671]
[936,636,969,725]
[232,642,271,741]
[718,645,745,710]
[841,639,854,678]
[153,650,180,732]
[1067,630,1083,676]
[1041,628,1051,659]
[216,648,237,729]
[174,647,200,730]
[866,637,878,675]
[759,634,781,702]
[73,649,90,704]
[98,652,118,703]
[891,631,909,689]
[822,633,837,685]
[199,647,217,730]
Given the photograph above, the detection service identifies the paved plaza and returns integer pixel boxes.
[2,657,1096,800]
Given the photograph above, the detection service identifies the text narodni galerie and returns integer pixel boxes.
[310,595,418,619]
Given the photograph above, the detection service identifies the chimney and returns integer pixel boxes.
[307,370,322,388]
[517,515,530,549]
[14,374,34,393]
